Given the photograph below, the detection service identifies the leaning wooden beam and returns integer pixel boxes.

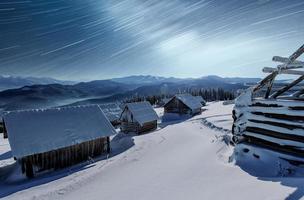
[265,76,276,99]
[253,70,278,92]
[274,44,304,73]
[263,67,304,76]
[253,45,304,94]
[273,56,304,66]
[277,64,304,69]
[270,75,304,98]
[288,44,304,64]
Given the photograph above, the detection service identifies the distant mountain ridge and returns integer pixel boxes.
[110,75,260,85]
[0,74,260,91]
[0,80,133,110]
[111,75,188,85]
[0,75,261,112]
[0,75,75,91]
[199,75,261,84]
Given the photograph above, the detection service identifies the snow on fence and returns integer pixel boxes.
[233,44,304,158]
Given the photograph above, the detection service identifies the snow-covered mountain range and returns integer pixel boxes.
[0,75,260,111]
[0,75,75,91]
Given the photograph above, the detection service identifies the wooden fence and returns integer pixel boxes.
[233,98,304,157]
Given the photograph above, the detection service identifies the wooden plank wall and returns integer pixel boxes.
[233,99,304,157]
[21,137,109,177]
[121,121,157,134]
[120,121,140,133]
[164,99,192,115]
[138,121,157,134]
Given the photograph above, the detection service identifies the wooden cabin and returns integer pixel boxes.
[164,94,202,115]
[120,101,158,134]
[194,96,206,106]
[98,103,122,126]
[233,44,304,159]
[3,105,116,178]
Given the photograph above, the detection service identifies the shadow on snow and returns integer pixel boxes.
[158,113,193,129]
[233,144,304,200]
[0,150,12,160]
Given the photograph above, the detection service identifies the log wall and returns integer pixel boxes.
[138,121,157,134]
[165,98,190,114]
[121,120,157,134]
[20,137,110,178]
[233,99,304,157]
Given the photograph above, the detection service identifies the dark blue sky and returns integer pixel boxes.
[0,0,304,80]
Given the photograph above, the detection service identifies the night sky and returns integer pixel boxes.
[0,0,304,81]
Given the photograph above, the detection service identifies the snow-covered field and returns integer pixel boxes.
[1,101,304,200]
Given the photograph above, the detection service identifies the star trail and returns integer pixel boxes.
[0,0,303,80]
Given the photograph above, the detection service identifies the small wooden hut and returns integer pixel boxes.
[164,94,202,115]
[98,103,122,126]
[120,101,158,134]
[3,105,116,178]
[233,44,304,159]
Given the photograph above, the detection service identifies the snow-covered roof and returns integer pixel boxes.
[168,94,202,110]
[194,96,206,105]
[122,101,158,126]
[162,98,171,104]
[98,103,122,122]
[194,96,204,102]
[4,105,116,158]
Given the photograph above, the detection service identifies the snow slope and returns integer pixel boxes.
[0,133,14,170]
[0,102,303,200]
